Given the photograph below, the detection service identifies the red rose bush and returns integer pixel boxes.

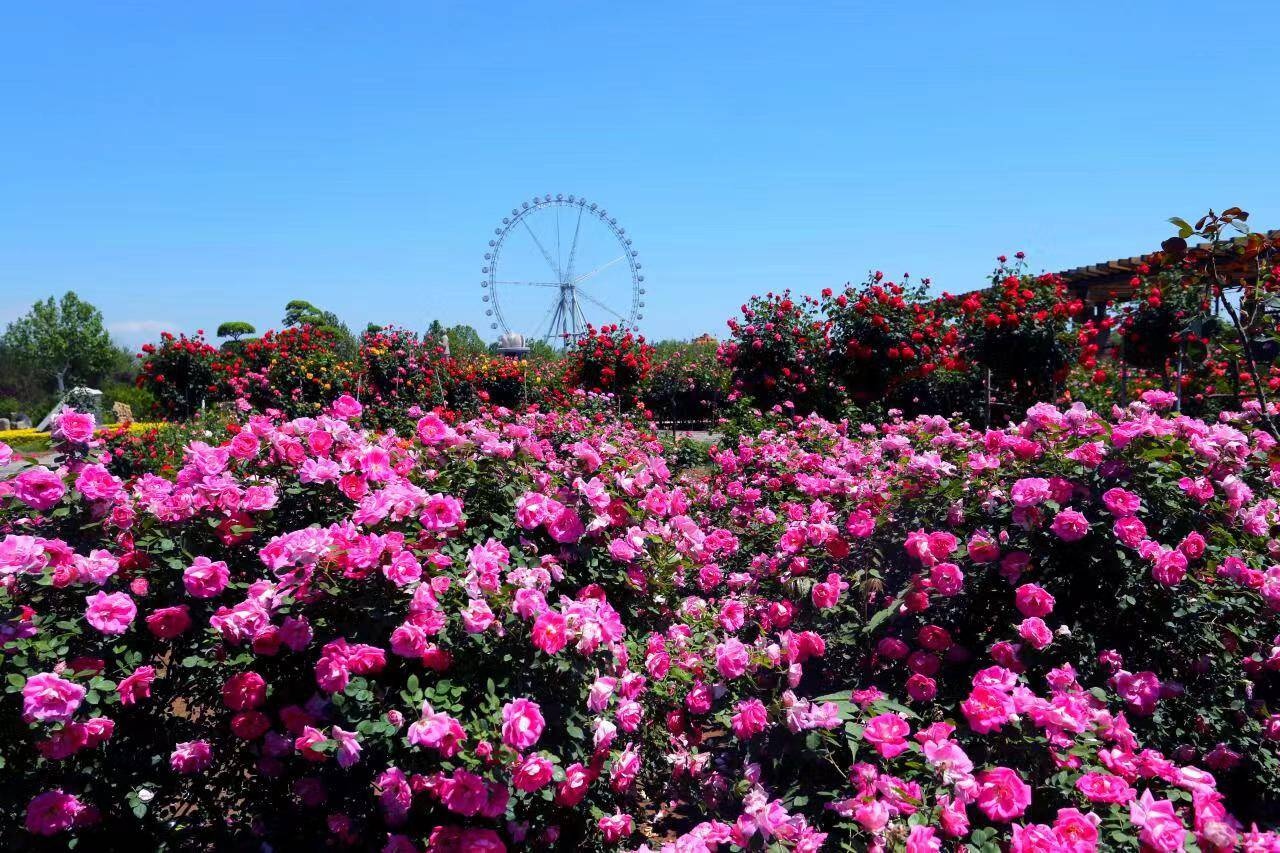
[3,395,1280,850]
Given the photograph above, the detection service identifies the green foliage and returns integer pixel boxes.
[446,324,488,358]
[215,321,256,342]
[0,292,118,395]
[101,382,157,421]
[282,299,357,360]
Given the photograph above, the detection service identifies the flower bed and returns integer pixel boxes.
[2,396,1280,850]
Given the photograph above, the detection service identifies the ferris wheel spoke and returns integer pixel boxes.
[572,255,626,285]
[576,289,629,323]
[564,205,584,282]
[522,219,563,280]
[555,207,563,277]
[530,299,559,342]
[493,280,561,287]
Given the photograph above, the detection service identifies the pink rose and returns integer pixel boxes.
[846,509,876,538]
[714,638,749,679]
[1010,824,1058,852]
[314,655,350,693]
[683,682,711,714]
[1017,617,1053,650]
[84,590,136,635]
[332,725,362,768]
[458,830,505,851]
[146,605,192,639]
[383,552,421,587]
[118,665,156,706]
[877,636,909,660]
[13,467,66,510]
[183,556,230,598]
[1112,670,1161,716]
[531,610,568,655]
[25,789,85,836]
[513,754,555,791]
[407,702,467,756]
[556,762,594,806]
[546,506,586,543]
[1178,532,1207,560]
[1102,487,1142,517]
[962,685,1015,734]
[598,812,634,843]
[416,413,451,445]
[1050,508,1090,542]
[22,673,86,723]
[967,531,1001,563]
[1011,477,1051,507]
[461,598,495,633]
[976,766,1032,822]
[906,673,937,701]
[1129,790,1186,852]
[228,431,261,459]
[170,739,213,773]
[221,671,267,710]
[294,726,328,762]
[75,464,123,502]
[731,698,769,739]
[929,562,965,596]
[906,825,942,853]
[515,492,557,529]
[1152,548,1188,585]
[53,409,96,444]
[610,743,640,791]
[1053,807,1100,849]
[1113,515,1148,547]
[811,571,848,608]
[330,394,362,419]
[501,698,545,751]
[420,493,463,531]
[917,624,951,651]
[862,712,911,759]
[1014,583,1055,617]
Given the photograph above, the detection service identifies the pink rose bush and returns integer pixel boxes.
[3,398,1280,849]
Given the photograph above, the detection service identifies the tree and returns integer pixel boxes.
[281,299,357,361]
[425,322,491,359]
[527,339,557,361]
[1,292,117,395]
[445,324,487,358]
[216,321,256,342]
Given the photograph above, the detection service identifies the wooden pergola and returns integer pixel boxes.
[1055,229,1280,307]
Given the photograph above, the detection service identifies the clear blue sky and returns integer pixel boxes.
[2,2,1277,349]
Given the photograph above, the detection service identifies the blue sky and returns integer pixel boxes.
[2,2,1277,349]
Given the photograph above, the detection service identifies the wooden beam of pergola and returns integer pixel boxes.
[1054,229,1279,305]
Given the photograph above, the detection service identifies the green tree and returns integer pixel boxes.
[1,292,118,395]
[282,299,357,360]
[216,321,256,342]
[445,324,487,358]
[527,339,557,361]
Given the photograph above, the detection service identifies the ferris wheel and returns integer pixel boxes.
[481,194,645,346]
